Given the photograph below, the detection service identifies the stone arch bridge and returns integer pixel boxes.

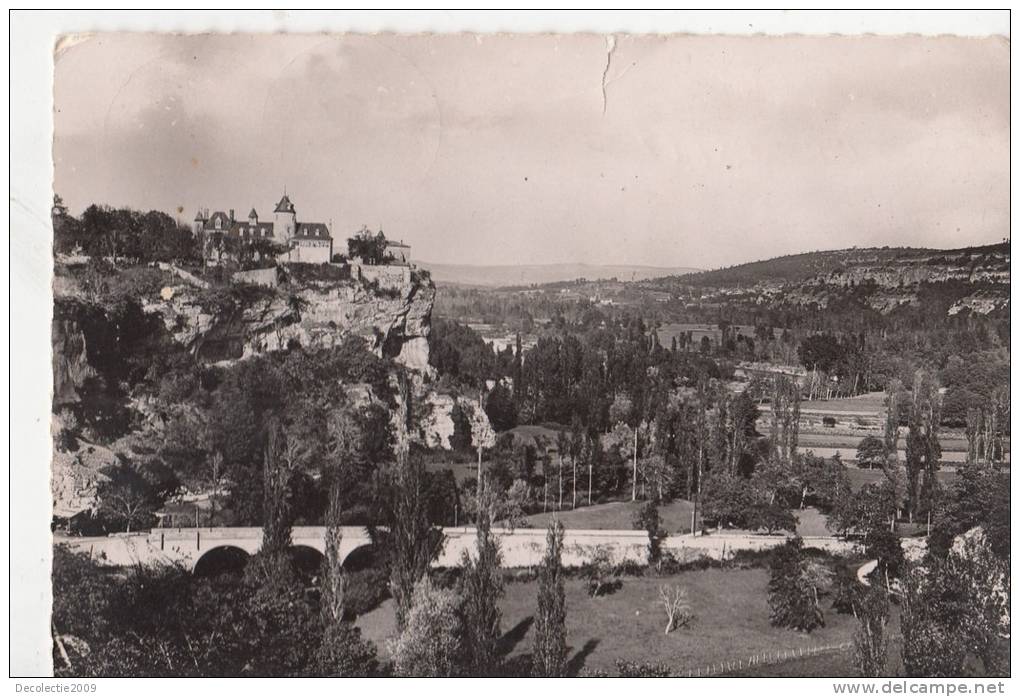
[59,526,863,573]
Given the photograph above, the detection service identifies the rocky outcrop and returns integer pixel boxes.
[51,437,116,518]
[51,318,94,408]
[140,265,436,371]
[948,292,1009,316]
[419,392,495,450]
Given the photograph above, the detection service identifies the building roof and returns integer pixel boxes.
[194,210,207,222]
[248,208,258,219]
[293,222,332,240]
[229,221,275,238]
[204,211,233,230]
[386,240,411,248]
[274,194,295,213]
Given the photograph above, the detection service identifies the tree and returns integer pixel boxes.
[449,403,474,453]
[311,444,381,678]
[829,482,897,540]
[484,382,517,431]
[864,528,904,584]
[388,576,463,677]
[346,227,392,265]
[96,462,163,532]
[532,521,568,677]
[634,499,667,565]
[383,379,445,630]
[767,537,825,632]
[321,480,348,623]
[768,375,800,466]
[700,470,754,529]
[659,585,693,634]
[459,503,504,676]
[246,422,296,590]
[745,501,797,535]
[852,585,889,677]
[929,464,1010,560]
[904,370,942,521]
[608,392,633,425]
[856,435,886,469]
[900,559,970,677]
[320,405,360,625]
[581,544,616,598]
[313,623,379,677]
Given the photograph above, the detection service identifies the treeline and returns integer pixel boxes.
[429,308,1009,436]
[54,375,577,677]
[54,204,201,263]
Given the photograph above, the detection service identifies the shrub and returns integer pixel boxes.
[615,660,672,677]
[580,544,617,597]
[767,537,825,632]
[864,528,905,582]
[831,571,863,615]
[388,576,463,677]
[745,501,797,534]
[851,586,889,678]
[344,567,390,618]
[312,622,379,677]
[633,500,668,565]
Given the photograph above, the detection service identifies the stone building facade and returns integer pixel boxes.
[195,192,333,264]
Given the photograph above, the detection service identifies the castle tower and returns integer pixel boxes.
[273,193,296,244]
[193,208,207,235]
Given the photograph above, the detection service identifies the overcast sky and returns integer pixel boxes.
[53,33,1008,269]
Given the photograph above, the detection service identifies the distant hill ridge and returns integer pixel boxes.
[657,242,1010,288]
[421,261,701,287]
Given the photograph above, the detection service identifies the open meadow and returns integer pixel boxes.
[356,566,866,675]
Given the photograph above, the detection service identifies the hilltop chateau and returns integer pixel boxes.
[194,192,334,264]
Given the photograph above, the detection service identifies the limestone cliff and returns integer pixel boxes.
[56,262,435,378]
[51,262,438,517]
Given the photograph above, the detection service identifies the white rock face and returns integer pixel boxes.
[419,393,494,450]
[51,439,116,518]
[138,267,436,370]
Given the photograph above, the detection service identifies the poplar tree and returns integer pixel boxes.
[386,376,444,631]
[460,501,504,675]
[532,521,568,677]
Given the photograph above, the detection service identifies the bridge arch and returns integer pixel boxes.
[289,544,326,582]
[342,542,381,571]
[193,545,251,577]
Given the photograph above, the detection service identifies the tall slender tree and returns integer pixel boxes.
[904,371,942,522]
[246,420,295,589]
[532,521,568,677]
[769,375,801,466]
[385,376,444,630]
[460,501,504,676]
[321,406,360,626]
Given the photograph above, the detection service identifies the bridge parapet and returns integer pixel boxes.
[59,526,863,572]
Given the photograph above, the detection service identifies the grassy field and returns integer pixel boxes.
[356,566,861,675]
[523,500,831,537]
[524,499,696,533]
[799,392,888,414]
[726,637,1002,677]
[725,645,870,677]
[846,467,964,492]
